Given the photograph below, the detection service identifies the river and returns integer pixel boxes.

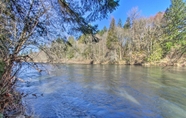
[17,64,186,118]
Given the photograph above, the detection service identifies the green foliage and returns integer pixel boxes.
[147,45,163,62]
[68,36,75,45]
[98,30,104,36]
[165,42,174,50]
[56,38,65,44]
[78,34,89,44]
[123,17,131,29]
[66,36,75,59]
[180,40,186,46]
[162,0,186,51]
[0,61,5,78]
[67,48,75,59]
[82,46,91,59]
[117,18,123,27]
[98,26,107,36]
[57,0,119,35]
[106,17,118,50]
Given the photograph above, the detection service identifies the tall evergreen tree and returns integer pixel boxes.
[162,0,186,50]
[123,17,131,29]
[117,18,123,27]
[106,17,118,50]
[103,26,108,32]
[98,26,107,36]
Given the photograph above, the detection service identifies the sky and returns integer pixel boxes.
[94,0,171,30]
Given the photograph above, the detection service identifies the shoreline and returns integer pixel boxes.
[30,59,186,67]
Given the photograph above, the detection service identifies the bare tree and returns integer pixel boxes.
[0,0,52,114]
[115,27,125,60]
[0,0,119,115]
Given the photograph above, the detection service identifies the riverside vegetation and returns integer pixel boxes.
[34,0,186,67]
[0,0,186,117]
[0,0,119,117]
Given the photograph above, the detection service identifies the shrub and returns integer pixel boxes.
[148,45,163,62]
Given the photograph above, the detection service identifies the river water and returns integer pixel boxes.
[17,64,186,118]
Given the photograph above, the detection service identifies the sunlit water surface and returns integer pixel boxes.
[17,64,186,118]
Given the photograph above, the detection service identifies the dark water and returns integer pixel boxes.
[17,64,186,118]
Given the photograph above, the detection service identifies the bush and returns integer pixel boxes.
[147,45,163,62]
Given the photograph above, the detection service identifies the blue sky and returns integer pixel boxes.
[95,0,171,30]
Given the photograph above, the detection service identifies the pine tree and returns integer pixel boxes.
[67,36,75,59]
[106,17,118,50]
[98,26,107,36]
[117,18,123,27]
[103,26,107,32]
[162,0,186,50]
[123,17,131,29]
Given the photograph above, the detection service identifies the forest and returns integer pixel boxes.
[36,0,186,67]
[0,0,186,117]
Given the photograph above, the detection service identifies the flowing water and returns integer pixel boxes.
[17,64,186,118]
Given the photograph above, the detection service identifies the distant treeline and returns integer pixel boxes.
[38,0,186,66]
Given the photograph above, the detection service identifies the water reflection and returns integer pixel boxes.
[17,64,186,118]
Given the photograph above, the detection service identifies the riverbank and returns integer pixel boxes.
[142,57,186,67]
[29,50,186,67]
[31,58,186,67]
[0,60,26,117]
[78,58,184,67]
[0,88,25,117]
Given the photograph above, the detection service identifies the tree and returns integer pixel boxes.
[50,38,67,60]
[0,1,50,102]
[98,26,107,36]
[123,7,141,63]
[78,34,90,44]
[147,12,164,62]
[107,18,118,50]
[0,0,119,115]
[66,36,76,59]
[103,26,108,32]
[106,17,118,61]
[127,7,141,27]
[115,27,125,60]
[123,17,131,29]
[117,18,123,27]
[56,0,119,35]
[162,0,186,53]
